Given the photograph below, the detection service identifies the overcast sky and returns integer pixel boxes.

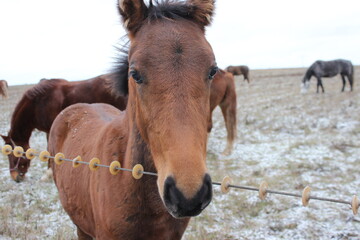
[1,0,359,85]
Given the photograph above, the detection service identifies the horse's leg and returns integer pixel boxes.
[341,74,346,92]
[219,96,236,155]
[77,227,93,240]
[348,74,354,91]
[245,73,250,83]
[320,79,325,93]
[317,77,324,93]
[316,78,320,93]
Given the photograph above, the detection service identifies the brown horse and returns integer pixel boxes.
[0,80,8,99]
[1,73,127,182]
[209,69,237,155]
[226,65,250,83]
[49,0,216,239]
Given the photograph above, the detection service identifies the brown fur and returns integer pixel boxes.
[1,74,127,182]
[0,80,8,99]
[49,0,216,239]
[226,65,250,83]
[209,69,237,155]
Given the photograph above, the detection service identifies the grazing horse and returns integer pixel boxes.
[1,74,127,182]
[0,80,8,99]
[302,59,354,93]
[209,69,237,155]
[226,65,250,83]
[49,0,216,239]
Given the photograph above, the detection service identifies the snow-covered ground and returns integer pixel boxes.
[1,68,359,239]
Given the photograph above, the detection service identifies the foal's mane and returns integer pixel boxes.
[112,46,130,96]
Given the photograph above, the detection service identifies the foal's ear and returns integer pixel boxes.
[187,0,215,27]
[118,0,148,34]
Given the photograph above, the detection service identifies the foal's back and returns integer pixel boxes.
[49,103,129,237]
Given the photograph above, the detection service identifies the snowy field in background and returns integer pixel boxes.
[0,67,359,239]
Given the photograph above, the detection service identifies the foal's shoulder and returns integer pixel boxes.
[58,103,123,122]
[52,103,126,138]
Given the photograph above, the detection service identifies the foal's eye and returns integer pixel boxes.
[208,67,218,80]
[130,70,143,84]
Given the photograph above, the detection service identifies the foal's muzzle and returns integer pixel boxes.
[163,174,212,218]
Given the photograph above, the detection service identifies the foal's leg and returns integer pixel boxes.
[341,74,346,92]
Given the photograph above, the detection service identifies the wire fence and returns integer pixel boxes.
[2,144,359,215]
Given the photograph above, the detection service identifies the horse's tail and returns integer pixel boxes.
[0,81,8,99]
[350,63,354,90]
[344,61,355,91]
[4,85,8,99]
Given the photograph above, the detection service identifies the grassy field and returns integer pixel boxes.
[0,67,360,239]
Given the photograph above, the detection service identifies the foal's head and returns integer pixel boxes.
[118,0,217,218]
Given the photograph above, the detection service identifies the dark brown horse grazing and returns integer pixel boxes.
[209,69,237,155]
[49,0,216,239]
[0,80,8,99]
[226,65,250,83]
[1,73,127,182]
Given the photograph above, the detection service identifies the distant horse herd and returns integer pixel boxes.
[0,0,356,239]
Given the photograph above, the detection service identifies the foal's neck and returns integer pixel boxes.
[119,113,190,240]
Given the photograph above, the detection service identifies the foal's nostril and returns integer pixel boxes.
[163,174,213,218]
[199,174,212,209]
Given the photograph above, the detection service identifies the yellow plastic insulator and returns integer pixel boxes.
[302,186,311,207]
[54,153,65,165]
[25,148,36,160]
[109,161,121,175]
[221,176,232,194]
[89,158,100,171]
[13,146,24,157]
[2,145,12,155]
[72,156,82,168]
[132,164,144,179]
[39,151,50,162]
[259,181,268,200]
[351,195,359,215]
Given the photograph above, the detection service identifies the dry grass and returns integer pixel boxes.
[1,67,360,239]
